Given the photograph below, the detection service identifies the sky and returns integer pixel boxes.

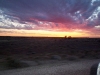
[0,0,100,37]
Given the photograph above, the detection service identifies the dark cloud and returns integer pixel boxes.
[98,12,100,18]
[0,0,100,30]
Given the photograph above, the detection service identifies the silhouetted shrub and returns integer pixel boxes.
[68,36,72,39]
[67,55,79,61]
[5,57,29,69]
[51,55,61,60]
[64,36,67,38]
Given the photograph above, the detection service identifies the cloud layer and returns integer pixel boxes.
[0,0,100,36]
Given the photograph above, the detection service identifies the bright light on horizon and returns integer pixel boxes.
[0,28,91,37]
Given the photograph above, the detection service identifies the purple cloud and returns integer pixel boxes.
[0,0,100,31]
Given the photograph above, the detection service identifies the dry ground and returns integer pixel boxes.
[0,37,100,75]
[0,59,100,75]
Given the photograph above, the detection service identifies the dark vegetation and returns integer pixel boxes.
[0,57,29,70]
[0,36,100,60]
[5,57,29,69]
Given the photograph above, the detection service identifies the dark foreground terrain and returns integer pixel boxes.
[0,36,100,59]
[0,36,100,75]
[0,59,100,75]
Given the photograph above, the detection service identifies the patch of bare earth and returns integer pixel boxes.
[0,59,100,75]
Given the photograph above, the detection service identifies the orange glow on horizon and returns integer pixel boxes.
[0,28,91,37]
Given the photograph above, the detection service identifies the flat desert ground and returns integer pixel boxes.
[0,37,100,75]
[0,59,100,75]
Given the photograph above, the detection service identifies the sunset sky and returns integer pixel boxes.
[0,0,100,37]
